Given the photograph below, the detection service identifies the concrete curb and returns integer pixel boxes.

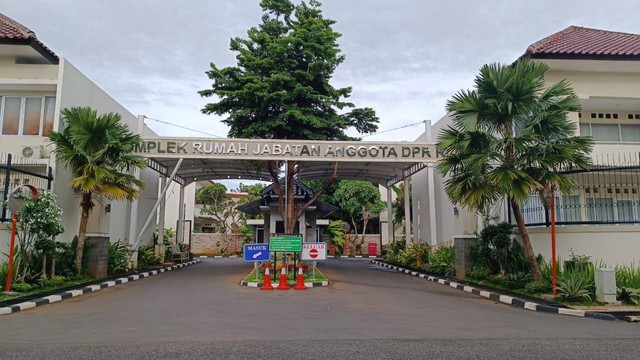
[370,260,617,322]
[198,255,379,259]
[240,279,329,288]
[0,260,201,316]
[198,255,240,259]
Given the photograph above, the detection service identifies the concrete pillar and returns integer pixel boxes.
[177,184,185,243]
[387,186,394,244]
[85,237,109,279]
[454,235,476,279]
[427,164,438,247]
[157,176,166,254]
[404,177,412,244]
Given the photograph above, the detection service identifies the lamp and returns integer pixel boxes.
[453,207,459,216]
[105,204,111,213]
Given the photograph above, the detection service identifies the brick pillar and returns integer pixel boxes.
[454,235,476,280]
[86,237,109,279]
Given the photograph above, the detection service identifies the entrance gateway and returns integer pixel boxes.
[127,122,441,255]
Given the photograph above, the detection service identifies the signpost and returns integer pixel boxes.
[244,243,270,282]
[268,235,303,252]
[301,242,327,281]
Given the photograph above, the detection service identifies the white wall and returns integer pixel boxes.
[528,225,640,267]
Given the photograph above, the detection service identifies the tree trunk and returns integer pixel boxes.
[510,198,543,281]
[51,255,56,278]
[75,192,92,275]
[41,254,47,278]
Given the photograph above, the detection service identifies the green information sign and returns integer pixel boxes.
[269,235,303,252]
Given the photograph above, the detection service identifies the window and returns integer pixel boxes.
[580,123,640,143]
[557,195,581,222]
[587,197,614,222]
[0,96,56,136]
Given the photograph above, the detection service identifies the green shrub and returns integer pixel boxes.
[556,271,592,302]
[137,245,161,268]
[524,280,552,294]
[617,287,640,305]
[471,222,529,275]
[108,241,132,275]
[10,282,34,293]
[488,274,508,288]
[426,245,454,277]
[506,271,533,289]
[385,240,406,263]
[398,243,429,269]
[466,265,491,281]
[616,263,640,289]
[0,261,8,290]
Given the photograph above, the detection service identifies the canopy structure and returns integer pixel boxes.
[139,137,439,187]
[130,133,441,250]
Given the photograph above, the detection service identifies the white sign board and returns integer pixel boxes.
[301,242,327,261]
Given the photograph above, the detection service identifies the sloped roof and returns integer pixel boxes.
[525,26,640,59]
[0,13,33,39]
[0,12,58,63]
[261,180,316,198]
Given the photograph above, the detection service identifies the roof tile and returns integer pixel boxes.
[526,26,640,57]
[0,12,33,39]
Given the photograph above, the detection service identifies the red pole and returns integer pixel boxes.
[5,213,18,293]
[551,189,557,296]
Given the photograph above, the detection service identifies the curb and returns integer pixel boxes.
[329,255,378,259]
[240,280,329,288]
[0,260,201,316]
[198,255,240,259]
[370,260,617,322]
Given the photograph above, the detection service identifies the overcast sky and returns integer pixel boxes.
[5,0,640,141]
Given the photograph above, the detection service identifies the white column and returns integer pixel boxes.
[158,176,166,235]
[427,164,438,247]
[177,184,185,243]
[386,186,394,244]
[404,177,412,244]
[127,115,145,246]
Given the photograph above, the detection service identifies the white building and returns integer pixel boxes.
[0,13,160,257]
[412,26,640,266]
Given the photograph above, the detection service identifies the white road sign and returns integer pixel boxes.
[301,242,327,261]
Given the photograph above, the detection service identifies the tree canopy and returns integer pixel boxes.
[48,106,145,273]
[199,0,379,233]
[199,0,379,141]
[437,58,593,281]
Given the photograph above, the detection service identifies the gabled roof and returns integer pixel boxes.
[524,26,640,60]
[0,12,58,63]
[261,180,316,198]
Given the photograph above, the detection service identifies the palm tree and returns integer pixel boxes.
[48,107,146,274]
[437,59,593,281]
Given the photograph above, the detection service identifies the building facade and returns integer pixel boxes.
[0,13,160,257]
[412,26,640,266]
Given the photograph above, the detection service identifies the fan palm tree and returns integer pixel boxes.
[437,59,593,281]
[48,107,146,274]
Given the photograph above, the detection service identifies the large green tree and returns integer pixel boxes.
[199,0,378,233]
[48,107,145,274]
[436,59,593,281]
[333,180,386,251]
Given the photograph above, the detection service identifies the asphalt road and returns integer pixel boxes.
[0,258,638,359]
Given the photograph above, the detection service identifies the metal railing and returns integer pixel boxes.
[0,152,53,222]
[518,156,640,226]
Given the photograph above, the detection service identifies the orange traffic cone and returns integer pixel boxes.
[294,264,307,290]
[260,264,274,290]
[276,265,290,290]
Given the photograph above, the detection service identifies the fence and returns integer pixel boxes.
[0,152,53,222]
[518,154,640,226]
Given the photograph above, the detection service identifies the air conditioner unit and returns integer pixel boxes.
[20,145,43,159]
